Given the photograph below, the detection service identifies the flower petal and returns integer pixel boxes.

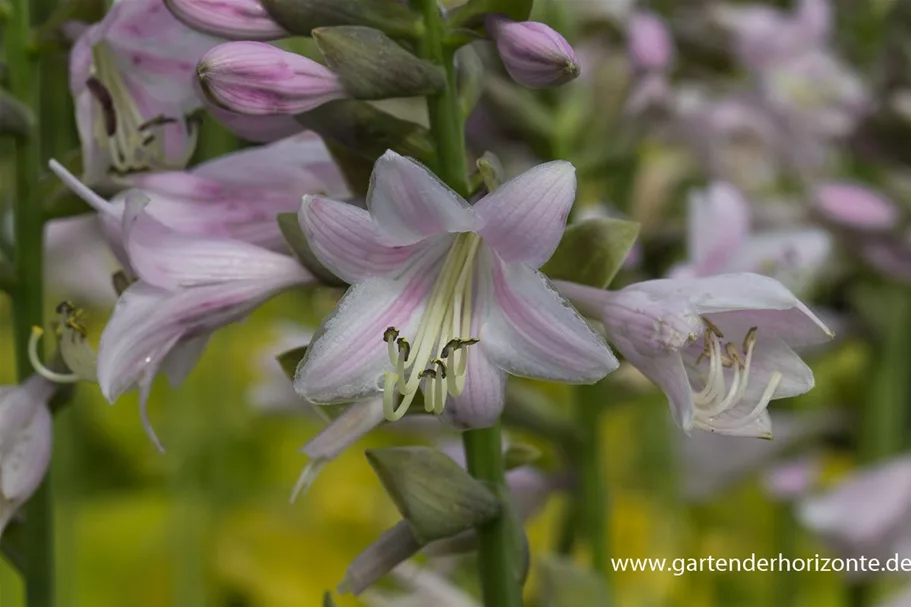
[299,195,434,283]
[161,334,211,387]
[294,266,440,404]
[367,151,476,245]
[724,229,831,293]
[620,348,694,430]
[443,348,507,429]
[1,402,52,500]
[626,273,833,347]
[125,202,310,290]
[475,161,576,268]
[481,253,618,383]
[687,182,750,274]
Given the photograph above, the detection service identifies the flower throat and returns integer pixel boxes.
[88,42,197,174]
[382,233,482,421]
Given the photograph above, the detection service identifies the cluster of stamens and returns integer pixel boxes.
[29,301,98,384]
[381,234,482,421]
[691,317,782,432]
[89,42,197,174]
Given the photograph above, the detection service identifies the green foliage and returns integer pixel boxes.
[261,0,419,38]
[537,555,611,607]
[446,0,534,31]
[314,26,445,99]
[541,218,640,289]
[365,446,503,543]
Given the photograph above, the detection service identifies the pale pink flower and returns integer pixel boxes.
[0,376,55,537]
[295,151,617,428]
[627,11,674,72]
[486,16,580,89]
[557,274,833,436]
[197,42,347,115]
[671,182,832,294]
[51,133,347,254]
[165,0,288,40]
[813,182,900,232]
[69,0,222,185]
[800,456,911,573]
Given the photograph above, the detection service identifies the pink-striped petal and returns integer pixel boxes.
[443,348,507,429]
[481,253,617,383]
[367,151,476,246]
[475,161,576,268]
[688,182,750,274]
[299,195,430,283]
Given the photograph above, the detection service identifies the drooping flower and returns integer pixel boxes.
[69,0,222,186]
[52,133,347,254]
[0,376,55,537]
[43,162,313,450]
[197,42,347,116]
[165,0,288,40]
[557,273,833,436]
[799,456,911,570]
[671,182,831,294]
[485,16,581,89]
[295,151,616,428]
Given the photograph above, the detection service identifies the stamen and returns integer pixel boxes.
[28,327,81,384]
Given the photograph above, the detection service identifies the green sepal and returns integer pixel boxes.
[446,0,534,31]
[276,212,348,288]
[537,554,611,607]
[261,0,419,38]
[313,26,445,100]
[295,100,435,167]
[366,446,503,543]
[541,218,640,289]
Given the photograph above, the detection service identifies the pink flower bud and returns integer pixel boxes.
[813,182,899,231]
[627,10,674,71]
[197,42,347,116]
[165,0,288,40]
[486,16,580,89]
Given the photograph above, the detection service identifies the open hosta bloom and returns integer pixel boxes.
[671,182,831,293]
[296,151,616,427]
[52,133,347,255]
[44,163,313,450]
[557,274,833,436]
[0,376,55,537]
[69,0,220,185]
[800,456,911,569]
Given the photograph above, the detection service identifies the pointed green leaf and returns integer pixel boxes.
[277,212,348,288]
[447,0,534,30]
[366,446,502,543]
[538,554,611,607]
[313,26,445,100]
[541,218,640,289]
[261,0,419,38]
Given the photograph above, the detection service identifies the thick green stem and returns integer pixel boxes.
[409,2,521,605]
[5,0,53,604]
[575,384,608,573]
[463,424,524,607]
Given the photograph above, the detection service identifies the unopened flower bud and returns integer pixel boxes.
[198,42,347,116]
[813,182,899,231]
[485,16,580,89]
[365,446,502,544]
[627,10,674,72]
[165,0,288,40]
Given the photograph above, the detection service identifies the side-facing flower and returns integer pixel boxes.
[197,42,347,115]
[69,0,222,185]
[799,456,911,569]
[165,0,288,40]
[0,376,55,537]
[671,182,831,294]
[485,16,580,89]
[296,151,616,428]
[557,274,833,436]
[45,162,313,450]
[52,133,348,253]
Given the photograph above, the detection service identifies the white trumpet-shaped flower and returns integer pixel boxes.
[557,274,833,437]
[295,151,617,428]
